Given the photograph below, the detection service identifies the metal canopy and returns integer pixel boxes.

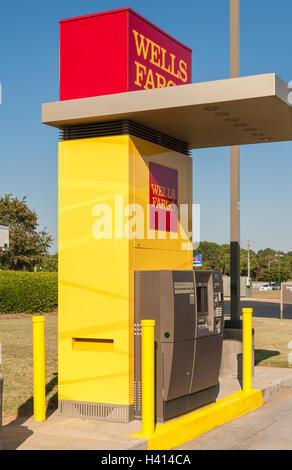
[42,73,292,149]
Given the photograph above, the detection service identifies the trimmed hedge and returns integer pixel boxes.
[0,271,58,314]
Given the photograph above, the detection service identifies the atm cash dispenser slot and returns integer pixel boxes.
[134,269,224,422]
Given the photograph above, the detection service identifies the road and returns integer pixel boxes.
[177,389,292,450]
[224,300,292,319]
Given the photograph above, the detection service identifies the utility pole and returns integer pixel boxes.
[229,0,241,328]
[275,253,283,284]
[247,240,251,281]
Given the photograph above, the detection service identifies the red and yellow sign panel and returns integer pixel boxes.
[149,162,178,233]
[59,8,192,100]
[129,13,191,91]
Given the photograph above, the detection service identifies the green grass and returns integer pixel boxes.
[0,315,58,420]
[253,317,292,368]
[0,314,291,421]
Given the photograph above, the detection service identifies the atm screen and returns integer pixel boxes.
[197,286,208,313]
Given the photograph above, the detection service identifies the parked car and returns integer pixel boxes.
[259,284,272,291]
[271,283,281,290]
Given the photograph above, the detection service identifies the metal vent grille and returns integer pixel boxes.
[59,120,190,155]
[134,380,142,418]
[59,399,133,423]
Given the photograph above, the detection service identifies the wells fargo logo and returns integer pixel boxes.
[132,29,189,90]
[150,183,177,211]
[149,162,178,232]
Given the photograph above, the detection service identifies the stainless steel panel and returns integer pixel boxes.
[162,340,194,401]
[190,335,223,394]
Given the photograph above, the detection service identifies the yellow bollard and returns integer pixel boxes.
[242,308,253,393]
[32,316,46,421]
[141,319,155,435]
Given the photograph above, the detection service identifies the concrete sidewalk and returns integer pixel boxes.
[1,366,292,450]
[0,413,147,450]
[177,389,292,450]
[218,366,292,403]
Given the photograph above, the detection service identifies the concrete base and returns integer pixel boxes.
[0,412,147,450]
[220,328,254,379]
[2,366,292,450]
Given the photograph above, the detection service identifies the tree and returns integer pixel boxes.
[260,267,290,283]
[194,241,292,281]
[195,242,222,271]
[220,244,231,275]
[0,194,53,271]
[40,253,58,272]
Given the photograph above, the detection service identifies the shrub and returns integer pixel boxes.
[0,271,58,313]
[40,253,58,272]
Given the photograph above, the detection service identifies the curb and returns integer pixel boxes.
[129,374,292,450]
[131,389,263,450]
[261,376,292,403]
[126,440,148,450]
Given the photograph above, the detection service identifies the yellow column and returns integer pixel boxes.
[141,319,155,435]
[32,316,46,421]
[242,308,253,392]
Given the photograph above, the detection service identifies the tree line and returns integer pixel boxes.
[0,194,57,272]
[195,241,292,282]
[1,194,290,281]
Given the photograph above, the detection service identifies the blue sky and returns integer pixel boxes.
[0,0,291,253]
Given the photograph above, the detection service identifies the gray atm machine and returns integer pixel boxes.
[134,270,224,422]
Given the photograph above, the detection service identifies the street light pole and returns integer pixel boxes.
[229,0,241,328]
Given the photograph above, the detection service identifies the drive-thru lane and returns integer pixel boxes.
[224,300,292,319]
[177,389,292,450]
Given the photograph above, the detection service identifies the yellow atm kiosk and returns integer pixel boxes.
[57,122,193,422]
[42,5,292,430]
[42,9,195,423]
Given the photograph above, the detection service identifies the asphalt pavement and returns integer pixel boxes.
[224,300,292,319]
